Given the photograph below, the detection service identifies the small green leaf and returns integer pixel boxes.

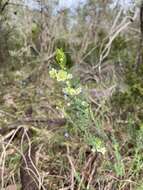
[56,48,67,69]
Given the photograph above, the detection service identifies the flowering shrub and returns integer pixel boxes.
[49,48,82,96]
[49,48,106,155]
[56,48,66,70]
[49,69,72,82]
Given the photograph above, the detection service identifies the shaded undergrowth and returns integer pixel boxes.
[0,55,143,190]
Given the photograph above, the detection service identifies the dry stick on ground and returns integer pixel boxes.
[0,118,66,189]
[20,144,40,190]
[0,118,66,135]
[20,129,43,190]
[66,146,77,190]
[77,152,103,190]
[0,126,23,189]
[77,153,96,190]
[86,153,103,189]
[19,118,66,190]
[0,139,46,190]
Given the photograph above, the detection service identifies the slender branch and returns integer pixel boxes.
[0,0,9,12]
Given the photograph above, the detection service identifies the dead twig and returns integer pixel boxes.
[66,145,76,190]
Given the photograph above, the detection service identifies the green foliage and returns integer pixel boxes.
[50,48,82,96]
[31,22,40,42]
[31,22,38,34]
[112,51,143,124]
[65,95,90,132]
[50,48,91,141]
[113,142,125,177]
[56,48,67,69]
[63,84,82,96]
[55,39,73,68]
[50,46,107,169]
[1,1,143,188]
[49,69,72,81]
[7,152,21,170]
[112,36,127,52]
[136,124,143,149]
[130,149,143,177]
[87,135,106,154]
[110,37,143,185]
[137,183,143,190]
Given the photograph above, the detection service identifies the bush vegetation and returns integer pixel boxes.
[0,0,143,190]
